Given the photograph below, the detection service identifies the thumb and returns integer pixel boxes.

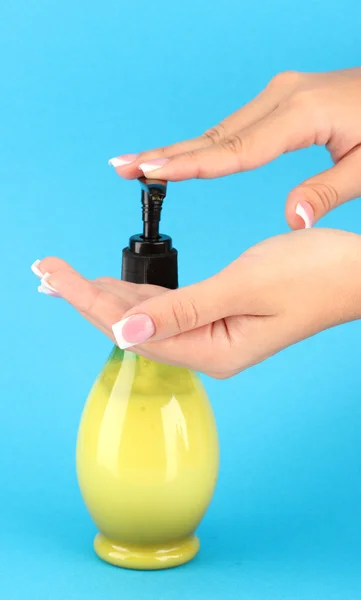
[286,146,361,229]
[111,271,239,350]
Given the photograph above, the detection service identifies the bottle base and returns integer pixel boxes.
[94,533,200,570]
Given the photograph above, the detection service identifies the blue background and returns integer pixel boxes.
[1,1,361,598]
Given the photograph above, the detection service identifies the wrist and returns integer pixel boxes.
[332,231,361,324]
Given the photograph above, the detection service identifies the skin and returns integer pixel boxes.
[112,68,361,229]
[37,229,361,379]
[35,69,361,379]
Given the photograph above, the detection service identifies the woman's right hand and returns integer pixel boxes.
[109,68,361,230]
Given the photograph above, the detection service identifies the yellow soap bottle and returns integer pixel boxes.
[76,179,220,570]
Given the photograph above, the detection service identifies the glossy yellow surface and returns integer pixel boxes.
[76,347,219,570]
[94,533,200,570]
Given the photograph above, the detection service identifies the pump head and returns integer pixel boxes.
[121,178,178,290]
[139,177,167,240]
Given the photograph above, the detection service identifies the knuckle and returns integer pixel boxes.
[170,296,199,332]
[181,149,198,161]
[202,123,226,144]
[269,70,302,89]
[302,182,339,213]
[221,134,244,155]
[285,91,330,147]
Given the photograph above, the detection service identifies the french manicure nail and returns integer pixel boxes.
[139,158,169,174]
[31,259,43,278]
[38,284,60,297]
[32,262,60,297]
[112,314,155,350]
[295,200,314,229]
[108,154,139,168]
[38,273,61,297]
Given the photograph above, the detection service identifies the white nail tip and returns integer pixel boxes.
[295,203,312,229]
[31,259,43,277]
[40,272,58,294]
[108,157,132,168]
[112,317,134,350]
[38,285,60,297]
[138,162,162,173]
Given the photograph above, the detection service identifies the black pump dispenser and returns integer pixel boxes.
[122,178,178,290]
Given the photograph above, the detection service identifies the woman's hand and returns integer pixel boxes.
[109,68,361,230]
[32,229,361,379]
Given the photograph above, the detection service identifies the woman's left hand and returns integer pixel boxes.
[32,228,361,379]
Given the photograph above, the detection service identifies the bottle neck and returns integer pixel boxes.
[108,347,197,394]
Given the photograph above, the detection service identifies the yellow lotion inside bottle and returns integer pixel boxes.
[76,347,219,570]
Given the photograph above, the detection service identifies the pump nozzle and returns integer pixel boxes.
[139,177,167,240]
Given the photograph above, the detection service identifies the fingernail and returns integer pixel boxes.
[139,158,169,174]
[38,273,61,297]
[108,154,139,168]
[31,259,43,278]
[295,200,314,229]
[112,314,155,349]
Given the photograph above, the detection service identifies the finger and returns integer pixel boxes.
[35,259,161,295]
[109,267,251,350]
[31,257,78,297]
[36,268,136,343]
[148,312,298,378]
[94,277,167,300]
[35,261,257,377]
[31,257,76,280]
[39,269,129,333]
[134,313,280,378]
[38,265,240,373]
[33,258,129,299]
[109,74,297,180]
[286,146,361,229]
[136,105,311,181]
[133,323,231,374]
[94,280,160,307]
[94,279,168,314]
